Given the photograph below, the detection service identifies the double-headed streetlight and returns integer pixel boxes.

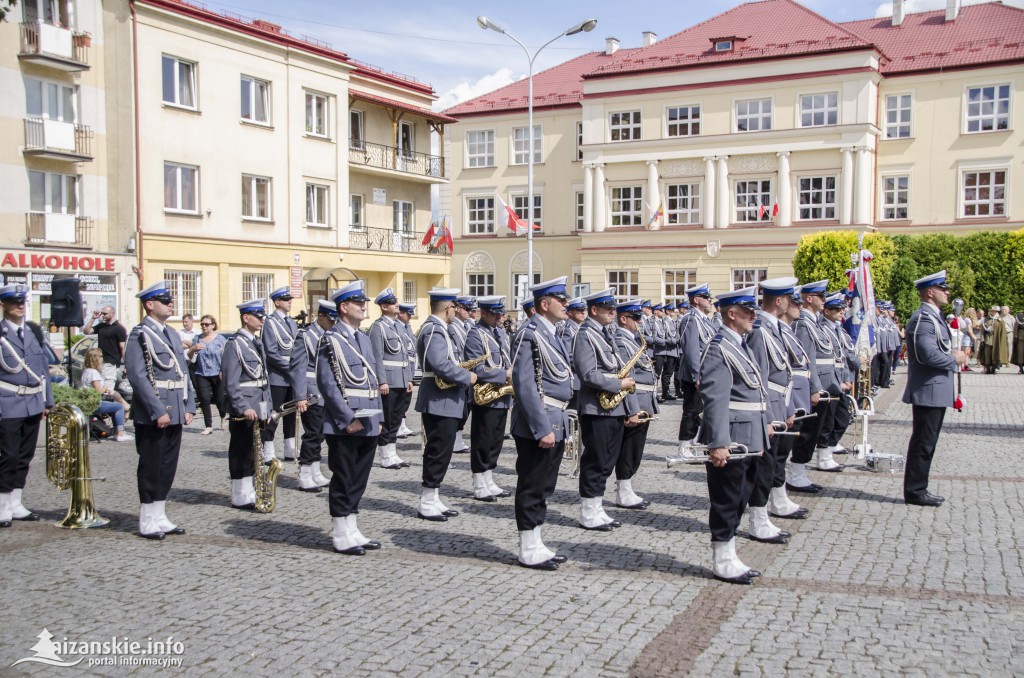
[477,15,597,300]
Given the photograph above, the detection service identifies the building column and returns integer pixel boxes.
[854,147,872,225]
[583,164,594,233]
[716,156,730,229]
[646,160,660,230]
[840,147,854,225]
[776,151,792,227]
[703,156,716,229]
[593,163,606,233]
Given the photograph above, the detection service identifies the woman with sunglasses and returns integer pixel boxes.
[187,315,228,435]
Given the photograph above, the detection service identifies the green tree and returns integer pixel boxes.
[1005,228,1024,308]
[887,255,919,320]
[0,1,18,22]
[792,230,896,294]
[959,231,1010,309]
[942,260,976,308]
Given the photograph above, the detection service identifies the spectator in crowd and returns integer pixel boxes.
[1002,307,1016,366]
[961,307,977,371]
[978,306,1008,374]
[83,305,127,390]
[81,348,133,442]
[187,314,228,435]
[1012,312,1024,374]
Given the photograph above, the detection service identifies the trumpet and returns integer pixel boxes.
[769,420,799,436]
[435,351,491,389]
[271,394,321,423]
[816,390,841,403]
[792,408,817,422]
[666,443,758,467]
[635,410,657,423]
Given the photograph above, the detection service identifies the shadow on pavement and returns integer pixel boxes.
[223,517,330,550]
[819,485,900,504]
[171,486,230,507]
[559,540,710,578]
[385,527,516,564]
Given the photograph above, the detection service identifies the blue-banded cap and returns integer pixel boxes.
[477,295,506,313]
[0,283,29,303]
[616,298,643,315]
[521,299,535,311]
[317,300,338,317]
[374,287,397,306]
[398,303,417,316]
[717,286,759,310]
[641,299,652,309]
[685,283,711,299]
[824,292,847,309]
[237,299,266,317]
[790,291,803,305]
[566,297,586,311]
[914,270,949,290]
[584,288,617,308]
[456,296,477,310]
[331,281,370,304]
[428,287,460,303]
[530,276,569,301]
[799,279,829,296]
[760,276,799,297]
[651,303,663,311]
[677,299,690,309]
[269,286,292,301]
[137,280,172,302]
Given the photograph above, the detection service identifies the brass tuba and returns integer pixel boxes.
[46,403,108,529]
[598,336,647,410]
[435,351,491,389]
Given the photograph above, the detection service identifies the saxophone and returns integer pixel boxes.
[252,419,282,513]
[435,351,491,389]
[474,379,514,405]
[598,335,647,410]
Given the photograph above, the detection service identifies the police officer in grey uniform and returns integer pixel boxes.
[698,286,770,584]
[288,300,337,492]
[370,288,413,470]
[124,281,196,538]
[874,303,894,389]
[415,288,478,520]
[664,303,681,398]
[222,299,274,509]
[612,299,657,509]
[821,293,857,455]
[0,284,53,527]
[509,277,572,569]
[557,297,585,411]
[262,287,299,461]
[676,284,716,456]
[640,300,655,362]
[573,288,639,531]
[651,304,674,402]
[318,281,384,554]
[449,296,475,453]
[903,270,965,507]
[395,303,418,439]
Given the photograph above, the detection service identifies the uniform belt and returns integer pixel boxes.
[306,371,316,379]
[239,379,267,388]
[542,395,569,411]
[0,382,43,395]
[422,371,435,378]
[602,372,619,379]
[154,379,186,389]
[346,388,379,398]
[815,359,838,366]
[634,383,656,393]
[792,370,810,378]
[382,360,406,368]
[729,401,766,412]
[767,382,789,395]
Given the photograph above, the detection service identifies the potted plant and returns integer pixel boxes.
[52,384,101,415]
[75,32,92,48]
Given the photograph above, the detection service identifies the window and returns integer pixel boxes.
[610,111,641,141]
[241,175,271,220]
[607,270,638,301]
[466,130,494,167]
[714,40,733,52]
[732,269,767,290]
[881,175,909,220]
[467,273,495,297]
[664,270,696,306]
[512,195,542,230]
[513,273,542,313]
[512,125,542,165]
[164,162,198,213]
[350,194,363,230]
[965,84,1010,133]
[799,92,838,127]
[403,280,417,304]
[23,0,71,26]
[304,91,329,137]
[576,121,583,161]
[575,192,585,231]
[466,197,494,235]
[734,179,772,223]
[885,94,912,139]
[610,186,643,227]
[242,273,274,302]
[305,182,329,226]
[961,170,1006,218]
[162,55,196,109]
[349,110,364,149]
[666,183,701,225]
[165,270,200,318]
[240,76,270,124]
[398,121,414,158]
[736,98,772,132]
[393,200,414,234]
[667,105,701,137]
[29,171,77,214]
[26,78,76,122]
[797,176,837,220]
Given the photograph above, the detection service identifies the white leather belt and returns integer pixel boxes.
[792,370,810,378]
[154,379,186,389]
[729,401,766,412]
[422,371,435,377]
[239,379,267,388]
[602,372,619,379]
[815,359,838,366]
[542,395,569,411]
[306,371,316,379]
[0,382,43,395]
[346,388,379,398]
[634,383,656,393]
[767,382,788,395]
[383,360,406,368]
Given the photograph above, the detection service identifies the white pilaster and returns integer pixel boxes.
[593,163,606,233]
[646,160,661,230]
[716,156,730,229]
[840,147,854,225]
[776,151,791,227]
[583,164,594,233]
[704,157,716,229]
[854,147,872,225]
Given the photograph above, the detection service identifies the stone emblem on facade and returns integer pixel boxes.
[706,239,722,258]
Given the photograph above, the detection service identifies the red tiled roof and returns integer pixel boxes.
[841,3,1024,75]
[350,89,457,123]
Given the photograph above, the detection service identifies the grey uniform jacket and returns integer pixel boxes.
[678,309,715,383]
[370,316,414,388]
[902,303,957,408]
[400,322,418,375]
[640,315,655,360]
[415,315,472,417]
[698,330,769,453]
[288,322,324,401]
[0,320,53,418]
[652,316,670,356]
[795,310,842,394]
[316,322,383,437]
[827,321,859,382]
[447,318,468,362]
[222,329,273,418]
[509,316,573,442]
[125,317,196,425]
[573,317,631,417]
[465,321,512,410]
[745,313,793,422]
[614,326,658,416]
[262,311,298,388]
[665,315,680,357]
[780,320,821,413]
[556,319,581,390]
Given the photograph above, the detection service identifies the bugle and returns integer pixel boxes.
[666,443,757,467]
[816,390,841,403]
[792,408,817,422]
[635,410,657,423]
[769,421,799,436]
[270,393,321,423]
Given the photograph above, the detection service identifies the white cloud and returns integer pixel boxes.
[434,67,522,111]
[875,0,1024,18]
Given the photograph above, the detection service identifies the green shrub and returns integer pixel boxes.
[52,385,101,414]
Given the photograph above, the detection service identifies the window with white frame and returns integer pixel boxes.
[240,76,270,124]
[666,182,701,225]
[736,98,771,132]
[667,105,701,137]
[465,130,494,167]
[29,171,78,214]
[610,186,643,227]
[885,94,912,139]
[610,111,641,141]
[467,273,495,297]
[732,268,767,290]
[575,192,584,231]
[23,0,72,26]
[349,110,364,149]
[403,280,416,304]
[466,196,495,235]
[797,176,837,220]
[242,273,273,302]
[576,121,583,160]
[350,194,363,230]
[881,175,909,220]
[162,55,196,109]
[304,90,329,137]
[512,273,542,313]
[607,270,639,301]
[25,78,76,122]
[961,169,1006,218]
[305,182,329,226]
[664,270,696,305]
[165,270,200,318]
[965,84,1010,133]
[734,179,772,222]
[241,175,271,220]
[512,125,542,165]
[799,92,838,127]
[393,200,414,234]
[164,162,198,213]
[512,194,542,230]
[398,121,414,158]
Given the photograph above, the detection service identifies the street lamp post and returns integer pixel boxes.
[477,15,596,295]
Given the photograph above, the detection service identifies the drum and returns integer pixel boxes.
[864,452,905,474]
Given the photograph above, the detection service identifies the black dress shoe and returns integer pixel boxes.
[231,502,256,510]
[0,519,12,528]
[442,508,460,517]
[924,492,945,503]
[163,527,186,535]
[615,501,649,510]
[417,512,448,522]
[473,494,498,503]
[334,545,366,556]
[810,464,844,473]
[580,522,614,532]
[664,394,678,401]
[745,569,762,578]
[360,541,382,550]
[550,555,568,564]
[771,507,810,519]
[786,482,822,494]
[777,530,791,539]
[656,397,665,404]
[139,531,165,541]
[518,559,558,571]
[298,485,322,493]
[607,519,622,528]
[714,573,754,585]
[13,512,40,521]
[832,448,850,456]
[493,490,512,498]
[399,461,411,468]
[905,494,943,507]
[383,463,404,470]
[748,533,788,545]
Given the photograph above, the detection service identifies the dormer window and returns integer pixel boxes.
[714,40,733,52]
[709,35,744,53]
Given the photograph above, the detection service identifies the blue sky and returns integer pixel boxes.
[198,0,1023,109]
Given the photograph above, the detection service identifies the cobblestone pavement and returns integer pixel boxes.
[1,368,1023,676]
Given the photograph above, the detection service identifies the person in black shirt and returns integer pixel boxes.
[85,305,128,388]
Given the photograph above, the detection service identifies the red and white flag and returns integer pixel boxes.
[495,193,537,236]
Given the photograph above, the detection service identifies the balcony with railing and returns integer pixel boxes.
[348,227,447,256]
[348,139,447,183]
[19,22,91,71]
[23,118,93,162]
[25,213,93,249]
